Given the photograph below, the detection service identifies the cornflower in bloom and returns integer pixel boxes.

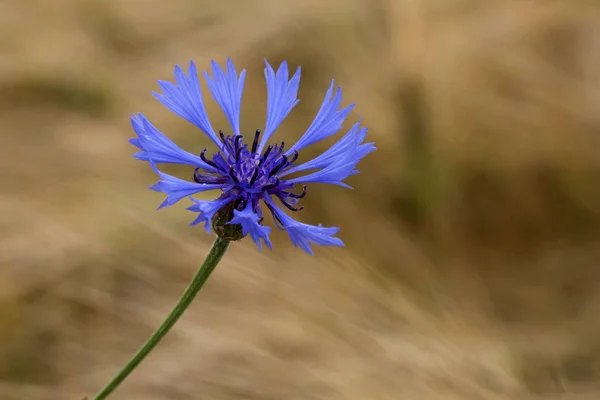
[130,59,375,254]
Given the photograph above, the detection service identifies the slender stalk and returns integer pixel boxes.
[92,237,230,400]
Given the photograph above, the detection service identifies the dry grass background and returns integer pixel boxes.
[1,0,600,399]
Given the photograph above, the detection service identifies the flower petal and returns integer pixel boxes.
[258,60,301,153]
[149,162,222,209]
[187,195,237,233]
[204,59,246,135]
[227,201,272,250]
[130,113,218,172]
[282,120,375,187]
[286,80,354,155]
[282,119,368,174]
[152,61,221,146]
[265,198,343,255]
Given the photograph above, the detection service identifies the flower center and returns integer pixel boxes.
[193,129,307,213]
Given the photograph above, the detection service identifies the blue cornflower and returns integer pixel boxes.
[130,59,375,254]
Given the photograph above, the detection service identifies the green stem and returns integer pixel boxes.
[92,237,230,400]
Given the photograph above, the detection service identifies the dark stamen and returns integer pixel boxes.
[200,148,220,169]
[219,130,235,154]
[249,167,260,186]
[235,146,243,162]
[262,177,280,191]
[269,155,288,177]
[273,215,284,230]
[193,168,205,184]
[285,185,307,199]
[262,144,273,159]
[228,167,239,184]
[265,202,285,230]
[288,150,299,164]
[279,195,304,212]
[280,141,285,151]
[251,129,261,154]
[193,169,226,184]
[234,135,243,151]
[259,145,273,167]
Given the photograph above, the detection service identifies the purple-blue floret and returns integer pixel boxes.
[130,58,375,254]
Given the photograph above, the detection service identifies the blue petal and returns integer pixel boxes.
[149,162,222,209]
[265,198,343,255]
[227,201,272,250]
[152,61,221,146]
[204,59,246,136]
[286,80,354,155]
[282,120,375,187]
[285,163,355,188]
[130,113,218,173]
[279,120,375,176]
[258,60,301,153]
[187,195,237,233]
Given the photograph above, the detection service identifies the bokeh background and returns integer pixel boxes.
[2,0,600,399]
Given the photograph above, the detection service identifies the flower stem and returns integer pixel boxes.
[92,237,230,400]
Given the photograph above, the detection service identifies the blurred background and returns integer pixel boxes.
[2,0,600,399]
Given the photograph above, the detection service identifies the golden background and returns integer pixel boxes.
[2,0,600,399]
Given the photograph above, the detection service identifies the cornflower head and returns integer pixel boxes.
[130,59,375,254]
